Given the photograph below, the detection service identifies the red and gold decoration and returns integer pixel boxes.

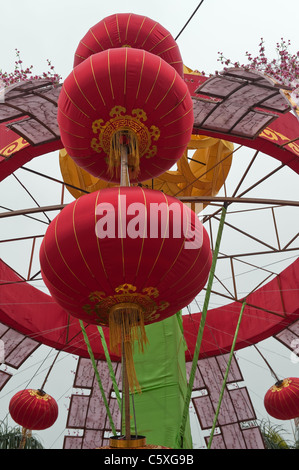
[40,186,212,391]
[54,13,208,446]
[57,47,193,183]
[9,388,58,439]
[73,12,183,77]
[0,136,29,159]
[59,135,234,206]
[264,377,299,420]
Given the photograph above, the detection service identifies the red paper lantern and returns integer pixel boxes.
[264,377,299,420]
[73,13,184,77]
[40,187,211,326]
[40,187,211,389]
[9,389,58,430]
[58,47,193,183]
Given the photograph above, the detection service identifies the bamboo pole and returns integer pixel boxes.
[177,204,227,447]
[97,326,121,409]
[207,301,246,449]
[79,321,117,436]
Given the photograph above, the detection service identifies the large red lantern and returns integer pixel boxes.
[73,13,184,77]
[57,47,193,183]
[40,187,211,389]
[9,389,58,431]
[264,377,299,420]
[40,187,211,326]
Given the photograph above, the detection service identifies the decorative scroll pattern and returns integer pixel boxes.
[193,68,291,140]
[0,136,29,158]
[259,127,299,157]
[63,353,265,449]
[91,106,160,159]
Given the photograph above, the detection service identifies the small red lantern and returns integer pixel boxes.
[73,13,184,77]
[264,377,299,420]
[58,47,193,183]
[9,389,58,430]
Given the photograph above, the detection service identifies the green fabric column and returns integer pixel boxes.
[131,313,192,449]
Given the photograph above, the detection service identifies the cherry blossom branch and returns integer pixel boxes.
[217,38,299,103]
[0,49,61,88]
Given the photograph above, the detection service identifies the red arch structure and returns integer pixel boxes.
[0,69,298,363]
[1,255,298,362]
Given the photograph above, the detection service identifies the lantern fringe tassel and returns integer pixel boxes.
[108,130,140,179]
[109,304,148,394]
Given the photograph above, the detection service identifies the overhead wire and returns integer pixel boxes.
[175,0,206,40]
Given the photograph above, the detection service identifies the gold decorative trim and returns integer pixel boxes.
[0,137,29,157]
[29,389,52,401]
[91,105,160,160]
[82,283,169,324]
[109,435,146,448]
[271,378,292,392]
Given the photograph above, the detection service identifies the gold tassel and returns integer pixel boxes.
[108,130,140,179]
[109,303,148,393]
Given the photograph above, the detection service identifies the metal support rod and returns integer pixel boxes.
[253,344,280,382]
[207,301,246,449]
[120,140,132,439]
[122,334,131,440]
[120,143,130,187]
[177,204,227,447]
[1,195,298,219]
[271,207,281,250]
[40,350,60,391]
[27,237,36,281]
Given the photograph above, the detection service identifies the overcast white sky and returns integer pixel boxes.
[1,0,299,81]
[0,0,299,449]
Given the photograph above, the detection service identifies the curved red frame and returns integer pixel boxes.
[0,73,299,362]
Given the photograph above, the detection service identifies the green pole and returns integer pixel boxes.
[207,300,246,449]
[177,204,227,447]
[79,320,117,436]
[97,326,122,409]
